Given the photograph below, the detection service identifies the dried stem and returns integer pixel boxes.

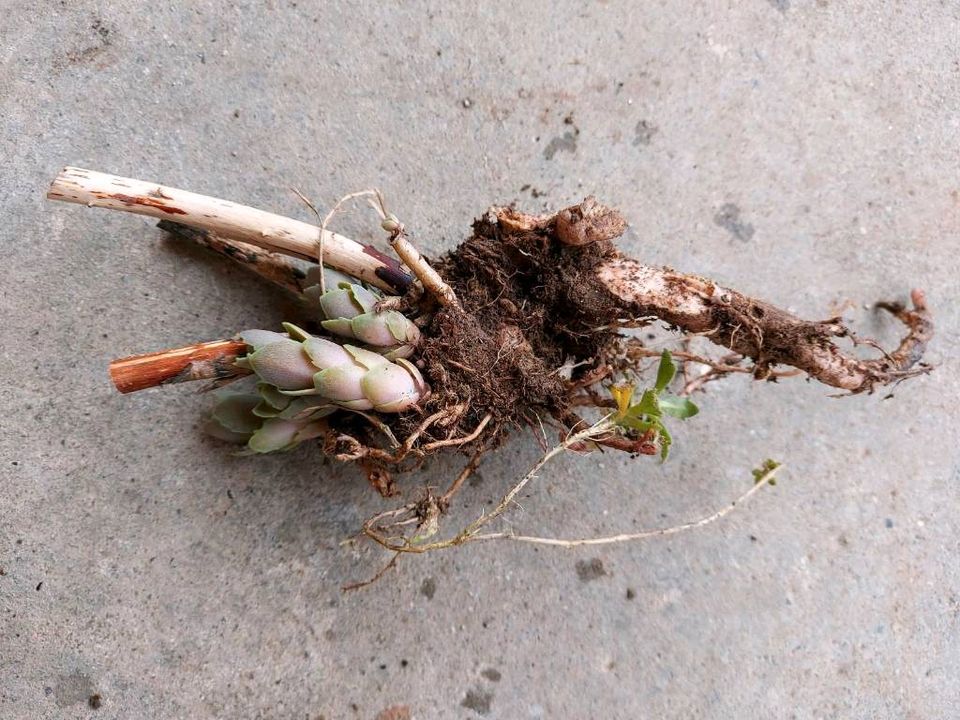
[341,552,401,592]
[48,167,411,293]
[159,221,308,295]
[621,341,804,395]
[362,420,781,554]
[595,258,933,393]
[473,462,782,546]
[109,339,249,394]
[389,232,461,308]
[362,417,617,552]
[439,443,490,505]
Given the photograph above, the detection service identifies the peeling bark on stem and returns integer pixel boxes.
[109,339,249,393]
[47,167,411,293]
[158,221,308,295]
[594,258,932,393]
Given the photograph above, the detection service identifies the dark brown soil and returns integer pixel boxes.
[321,205,630,475]
[416,209,622,435]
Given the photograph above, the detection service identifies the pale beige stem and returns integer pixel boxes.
[473,463,782,546]
[390,233,461,308]
[47,167,411,293]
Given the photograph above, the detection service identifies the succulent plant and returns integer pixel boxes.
[237,323,427,411]
[206,323,428,453]
[203,383,334,453]
[301,269,420,359]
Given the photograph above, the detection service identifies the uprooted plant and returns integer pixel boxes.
[47,167,934,580]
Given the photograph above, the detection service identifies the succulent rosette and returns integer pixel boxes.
[206,323,428,453]
[301,268,420,359]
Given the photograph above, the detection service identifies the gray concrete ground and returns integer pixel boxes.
[2,2,959,718]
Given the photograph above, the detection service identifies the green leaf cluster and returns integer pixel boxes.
[613,350,699,461]
[751,458,782,486]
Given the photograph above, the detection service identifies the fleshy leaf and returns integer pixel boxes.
[302,336,352,369]
[203,418,254,444]
[385,312,420,344]
[246,339,317,390]
[257,382,292,410]
[348,284,381,313]
[361,362,418,412]
[320,318,355,338]
[280,322,311,342]
[237,329,288,350]
[293,421,328,444]
[350,313,402,347]
[319,288,363,320]
[344,344,390,370]
[382,344,416,360]
[211,392,262,434]
[395,358,427,394]
[313,364,365,402]
[276,397,331,420]
[247,418,303,453]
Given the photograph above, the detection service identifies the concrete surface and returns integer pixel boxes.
[2,2,959,718]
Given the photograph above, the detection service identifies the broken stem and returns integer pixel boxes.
[47,167,411,293]
[109,339,249,394]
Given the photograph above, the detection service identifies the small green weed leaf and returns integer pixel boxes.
[655,349,676,392]
[628,389,662,418]
[658,394,700,419]
[617,415,658,433]
[657,422,673,462]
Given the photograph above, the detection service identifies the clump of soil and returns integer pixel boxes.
[370,207,627,457]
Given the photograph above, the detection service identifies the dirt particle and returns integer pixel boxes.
[625,587,636,600]
[633,119,658,146]
[885,518,894,528]
[480,668,502,682]
[36,581,43,591]
[64,18,115,65]
[575,558,608,582]
[543,132,578,160]
[88,694,102,710]
[461,688,493,715]
[714,203,755,242]
[461,98,473,109]
[375,706,411,720]
[420,577,436,599]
